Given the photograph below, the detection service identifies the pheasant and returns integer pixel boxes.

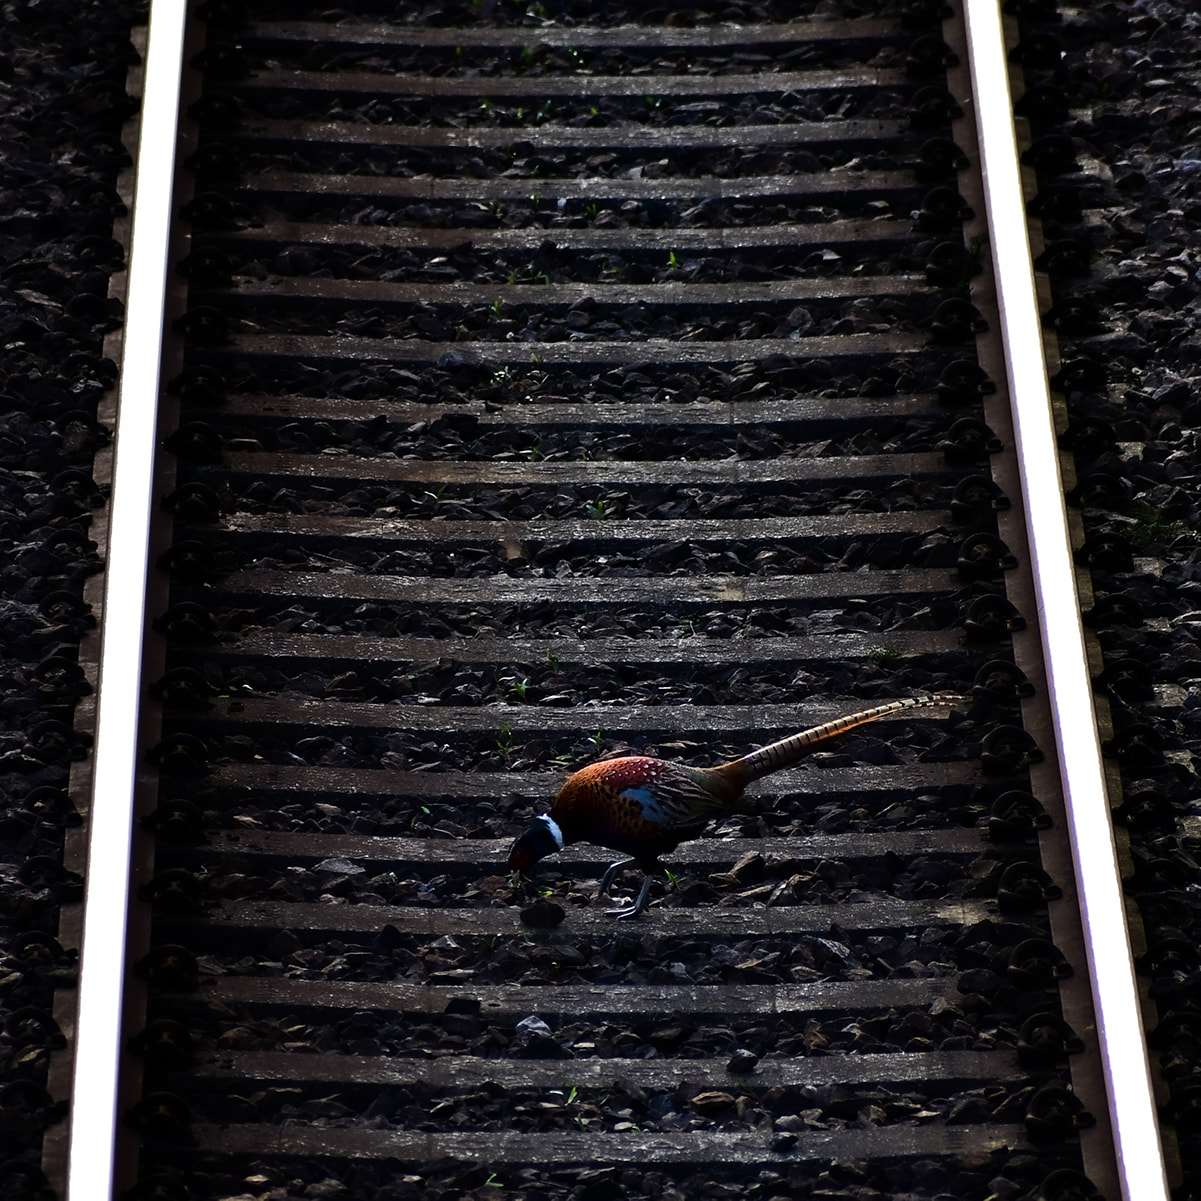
[508,693,964,917]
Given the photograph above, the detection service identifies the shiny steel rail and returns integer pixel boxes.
[65,3,189,1200]
[57,2,1169,1199]
[961,2,1167,1197]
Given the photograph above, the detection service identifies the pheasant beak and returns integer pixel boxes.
[507,814,564,872]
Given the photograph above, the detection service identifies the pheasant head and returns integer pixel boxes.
[508,813,567,872]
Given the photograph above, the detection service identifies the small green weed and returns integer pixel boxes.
[496,724,514,757]
[1127,502,1196,550]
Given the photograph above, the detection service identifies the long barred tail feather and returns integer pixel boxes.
[715,693,965,787]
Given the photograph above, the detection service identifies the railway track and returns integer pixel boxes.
[48,2,1170,1199]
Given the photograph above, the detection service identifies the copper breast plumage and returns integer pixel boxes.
[551,756,738,859]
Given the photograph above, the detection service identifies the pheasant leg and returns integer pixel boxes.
[597,857,635,897]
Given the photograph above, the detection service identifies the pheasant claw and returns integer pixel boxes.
[605,873,655,919]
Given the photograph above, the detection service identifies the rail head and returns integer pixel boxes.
[962,2,1169,1198]
[66,2,190,1199]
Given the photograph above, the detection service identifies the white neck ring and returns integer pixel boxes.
[541,814,565,849]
